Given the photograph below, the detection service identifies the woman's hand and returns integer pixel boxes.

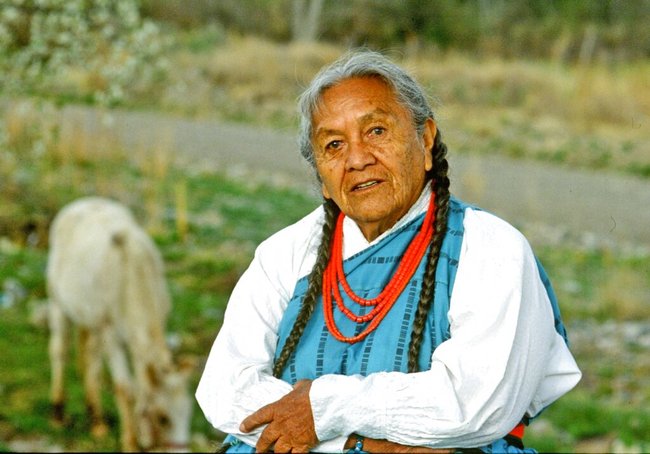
[240,380,318,453]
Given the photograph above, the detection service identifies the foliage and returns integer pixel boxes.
[141,0,650,62]
[0,0,171,105]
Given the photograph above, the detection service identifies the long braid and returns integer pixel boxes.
[407,130,451,373]
[272,199,340,378]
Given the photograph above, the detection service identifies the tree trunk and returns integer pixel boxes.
[292,0,324,42]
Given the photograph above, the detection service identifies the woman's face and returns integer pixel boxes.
[312,76,436,241]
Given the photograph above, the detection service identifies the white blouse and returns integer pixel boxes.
[195,188,581,451]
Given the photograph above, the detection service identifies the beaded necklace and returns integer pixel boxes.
[322,191,436,343]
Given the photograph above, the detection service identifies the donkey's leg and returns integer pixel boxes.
[79,327,109,438]
[101,327,138,452]
[48,300,69,426]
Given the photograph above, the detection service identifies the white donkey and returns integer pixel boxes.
[46,196,193,451]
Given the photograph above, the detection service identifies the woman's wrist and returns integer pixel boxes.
[353,435,365,453]
[344,434,457,453]
[344,433,365,452]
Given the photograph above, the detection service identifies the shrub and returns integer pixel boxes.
[0,0,171,105]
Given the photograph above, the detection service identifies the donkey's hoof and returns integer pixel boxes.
[51,402,65,426]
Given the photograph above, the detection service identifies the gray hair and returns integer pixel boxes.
[297,50,435,169]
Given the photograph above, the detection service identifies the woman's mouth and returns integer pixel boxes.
[353,180,380,191]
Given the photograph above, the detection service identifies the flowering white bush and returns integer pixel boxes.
[0,0,170,105]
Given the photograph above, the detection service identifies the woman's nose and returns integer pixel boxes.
[345,140,376,170]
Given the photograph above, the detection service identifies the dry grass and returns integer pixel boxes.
[0,99,187,247]
[597,265,650,320]
[403,53,649,173]
[148,36,650,176]
[159,36,342,124]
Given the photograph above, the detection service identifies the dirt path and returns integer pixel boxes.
[60,104,650,248]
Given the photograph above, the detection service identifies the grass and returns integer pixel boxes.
[526,389,650,453]
[0,154,319,451]
[536,245,650,322]
[0,107,321,450]
[1,34,649,452]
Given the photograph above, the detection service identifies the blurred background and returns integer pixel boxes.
[1,0,649,452]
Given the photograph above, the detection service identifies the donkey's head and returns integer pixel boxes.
[136,360,194,452]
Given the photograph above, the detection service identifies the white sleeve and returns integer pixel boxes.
[309,208,581,448]
[195,209,350,452]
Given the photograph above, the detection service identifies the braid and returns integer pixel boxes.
[273,199,340,378]
[407,130,451,373]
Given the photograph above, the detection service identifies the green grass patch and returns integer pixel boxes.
[535,245,650,322]
[0,146,317,450]
[527,389,650,451]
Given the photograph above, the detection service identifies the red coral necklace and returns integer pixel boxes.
[322,192,436,343]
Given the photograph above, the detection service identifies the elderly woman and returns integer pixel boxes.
[196,50,581,453]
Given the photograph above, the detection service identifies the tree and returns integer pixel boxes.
[291,0,324,42]
[0,0,170,105]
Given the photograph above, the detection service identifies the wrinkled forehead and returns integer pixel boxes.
[310,75,413,131]
[314,74,395,106]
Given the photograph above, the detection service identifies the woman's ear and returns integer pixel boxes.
[423,118,437,172]
[321,182,331,200]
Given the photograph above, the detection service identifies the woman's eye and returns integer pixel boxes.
[370,127,385,136]
[326,140,342,150]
